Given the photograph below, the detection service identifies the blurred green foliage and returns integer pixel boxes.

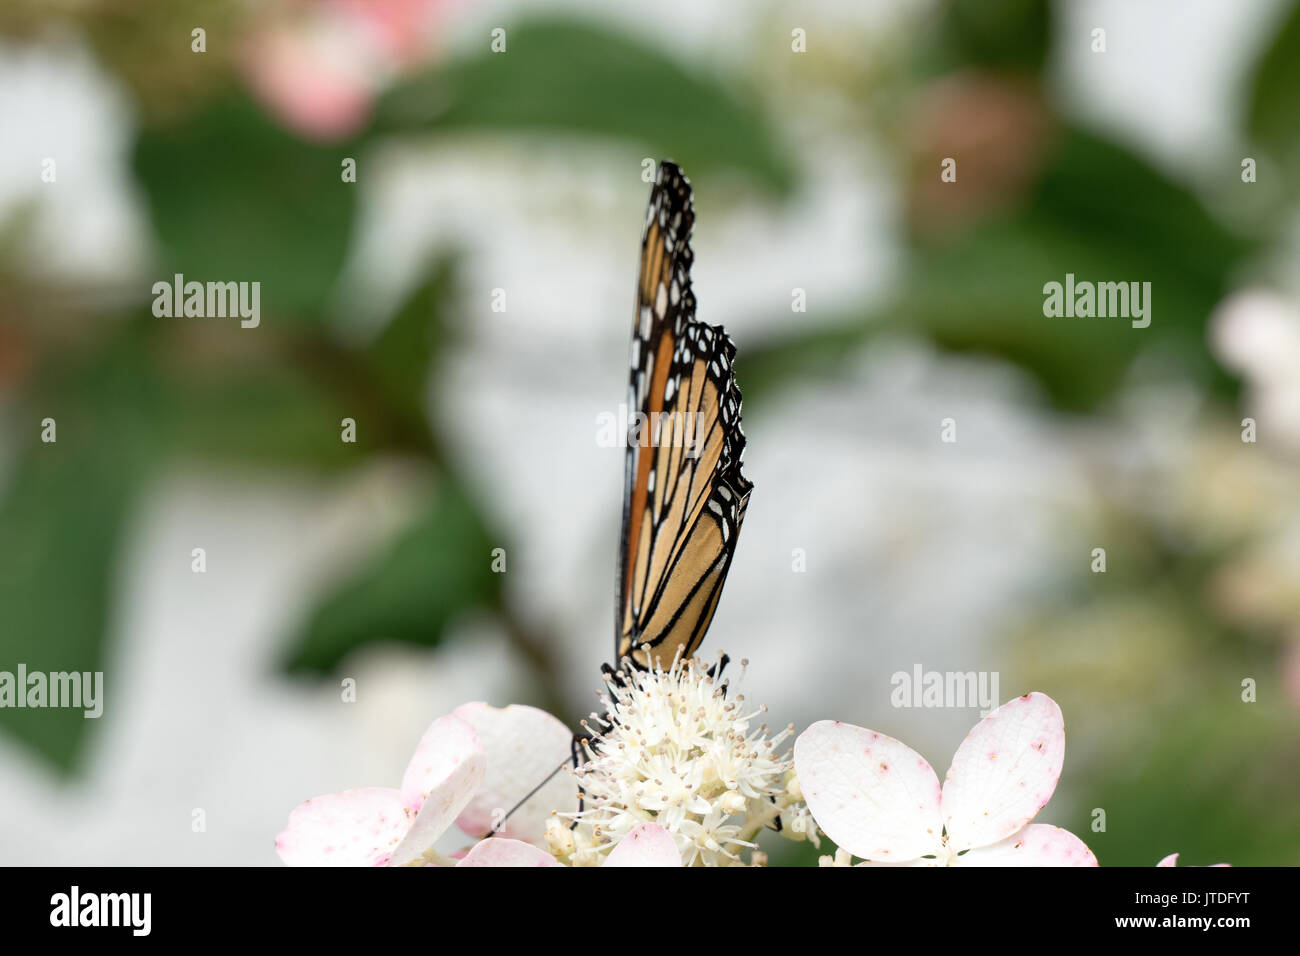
[278,262,506,674]
[376,17,794,194]
[282,476,502,674]
[899,129,1253,410]
[1248,0,1300,188]
[133,96,359,318]
[928,0,1052,73]
[744,125,1254,411]
[1087,700,1300,866]
[0,324,164,767]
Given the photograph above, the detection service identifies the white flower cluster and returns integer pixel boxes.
[548,655,814,866]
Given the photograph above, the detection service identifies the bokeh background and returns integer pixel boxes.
[2,0,1299,866]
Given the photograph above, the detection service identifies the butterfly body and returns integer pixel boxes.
[615,161,752,670]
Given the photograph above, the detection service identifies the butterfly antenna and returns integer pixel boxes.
[489,752,576,835]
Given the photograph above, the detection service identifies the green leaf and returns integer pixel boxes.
[375,17,793,192]
[160,358,380,470]
[132,95,357,318]
[364,256,459,416]
[1032,129,1252,296]
[0,326,162,771]
[745,128,1253,412]
[281,475,504,674]
[1247,0,1300,177]
[931,0,1052,73]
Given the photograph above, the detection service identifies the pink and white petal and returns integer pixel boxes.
[400,713,482,810]
[456,838,563,867]
[389,750,486,866]
[240,20,375,142]
[604,824,683,867]
[954,824,1097,867]
[1156,853,1231,867]
[275,787,410,867]
[941,693,1066,852]
[452,702,579,844]
[794,720,944,863]
[335,0,450,65]
[855,857,938,867]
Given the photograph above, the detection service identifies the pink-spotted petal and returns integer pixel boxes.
[275,787,410,867]
[953,824,1097,867]
[452,702,578,844]
[794,720,944,863]
[604,823,682,867]
[855,857,938,867]
[455,838,563,867]
[399,713,482,810]
[941,692,1065,852]
[389,749,485,866]
[1156,852,1230,867]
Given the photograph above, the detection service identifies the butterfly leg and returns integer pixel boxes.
[707,652,731,681]
[569,730,589,829]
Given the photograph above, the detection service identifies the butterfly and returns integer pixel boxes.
[494,162,754,831]
[614,161,753,671]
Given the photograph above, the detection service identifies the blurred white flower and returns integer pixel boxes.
[275,702,574,866]
[795,692,1097,866]
[1210,288,1300,449]
[561,656,807,867]
[468,821,683,866]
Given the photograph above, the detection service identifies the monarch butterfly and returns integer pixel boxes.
[496,161,752,829]
[614,160,753,671]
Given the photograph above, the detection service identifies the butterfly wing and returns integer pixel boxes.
[615,161,753,669]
